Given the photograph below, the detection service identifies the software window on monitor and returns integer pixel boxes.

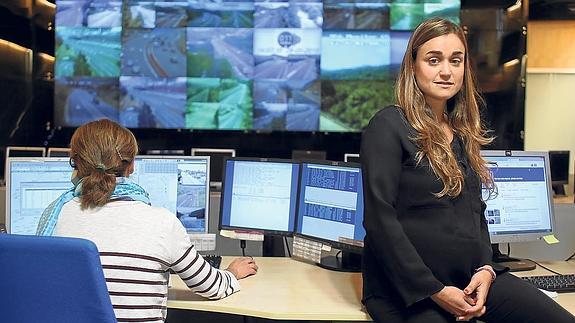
[219,158,299,235]
[6,158,73,235]
[133,156,210,233]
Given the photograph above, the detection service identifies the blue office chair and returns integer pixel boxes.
[0,234,117,323]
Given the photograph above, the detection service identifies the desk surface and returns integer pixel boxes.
[168,257,371,321]
[513,260,575,314]
[168,258,575,321]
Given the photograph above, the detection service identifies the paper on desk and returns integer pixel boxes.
[543,234,560,244]
[539,288,558,298]
[220,229,264,241]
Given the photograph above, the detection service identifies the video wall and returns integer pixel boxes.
[54,0,460,132]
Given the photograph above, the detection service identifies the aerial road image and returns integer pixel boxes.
[185,78,253,130]
[55,77,120,126]
[122,28,187,77]
[56,0,121,27]
[55,27,121,77]
[188,0,254,28]
[254,1,322,28]
[119,77,187,128]
[323,1,389,30]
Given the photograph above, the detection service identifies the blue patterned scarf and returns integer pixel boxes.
[37,177,150,236]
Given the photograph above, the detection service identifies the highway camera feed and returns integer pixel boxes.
[54,0,460,132]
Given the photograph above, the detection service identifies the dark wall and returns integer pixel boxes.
[0,1,528,179]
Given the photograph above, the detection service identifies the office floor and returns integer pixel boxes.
[166,309,367,323]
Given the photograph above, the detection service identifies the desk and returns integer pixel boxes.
[168,257,371,321]
[168,258,575,321]
[512,260,575,314]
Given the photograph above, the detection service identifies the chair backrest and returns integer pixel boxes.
[0,234,117,323]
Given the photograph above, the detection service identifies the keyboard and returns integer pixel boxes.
[521,274,575,293]
[203,254,222,269]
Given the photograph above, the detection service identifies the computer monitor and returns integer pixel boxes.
[6,146,46,158]
[6,157,73,235]
[47,147,71,157]
[549,150,570,196]
[295,161,365,272]
[219,158,300,236]
[4,146,47,181]
[133,156,210,233]
[191,148,236,190]
[291,150,327,161]
[481,150,556,271]
[145,149,185,156]
[343,153,360,163]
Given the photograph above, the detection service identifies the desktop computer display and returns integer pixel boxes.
[47,148,71,157]
[6,157,73,235]
[133,156,210,233]
[191,148,236,190]
[219,158,300,235]
[294,161,365,271]
[548,150,570,196]
[481,150,556,271]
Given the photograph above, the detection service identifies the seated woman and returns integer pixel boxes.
[361,17,575,322]
[37,119,257,322]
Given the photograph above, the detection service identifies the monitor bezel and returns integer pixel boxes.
[481,150,556,244]
[5,157,71,234]
[294,159,364,253]
[134,155,211,234]
[5,147,47,180]
[47,147,71,157]
[218,157,299,237]
[343,153,360,163]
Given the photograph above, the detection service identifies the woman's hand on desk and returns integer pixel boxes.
[226,257,258,279]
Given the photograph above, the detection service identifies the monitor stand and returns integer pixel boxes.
[317,250,361,273]
[491,244,536,272]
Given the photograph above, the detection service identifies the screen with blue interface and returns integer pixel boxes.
[133,156,210,233]
[219,158,299,234]
[482,152,554,243]
[54,0,460,132]
[7,158,73,235]
[295,162,365,249]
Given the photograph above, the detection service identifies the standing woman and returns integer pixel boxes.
[361,17,574,322]
[37,119,257,322]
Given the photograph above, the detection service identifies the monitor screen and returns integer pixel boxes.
[6,158,73,235]
[343,153,360,163]
[295,161,365,251]
[191,148,236,184]
[549,150,569,185]
[219,158,299,235]
[481,151,555,244]
[133,156,210,233]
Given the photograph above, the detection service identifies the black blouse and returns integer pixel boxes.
[360,106,494,308]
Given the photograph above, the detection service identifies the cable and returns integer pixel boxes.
[505,243,511,257]
[528,259,564,275]
[283,236,291,258]
[336,250,342,259]
[565,251,575,262]
[240,239,246,257]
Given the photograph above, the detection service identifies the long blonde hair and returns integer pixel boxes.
[70,119,138,209]
[395,17,494,197]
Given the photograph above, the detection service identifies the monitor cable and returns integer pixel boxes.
[240,239,246,257]
[527,258,564,275]
[565,251,575,262]
[283,236,291,258]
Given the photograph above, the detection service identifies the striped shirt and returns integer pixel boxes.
[54,199,240,322]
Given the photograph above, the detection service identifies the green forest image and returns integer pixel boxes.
[187,53,236,79]
[185,78,253,129]
[320,79,395,132]
[390,3,424,30]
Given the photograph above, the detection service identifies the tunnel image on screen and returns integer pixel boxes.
[54,0,460,131]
